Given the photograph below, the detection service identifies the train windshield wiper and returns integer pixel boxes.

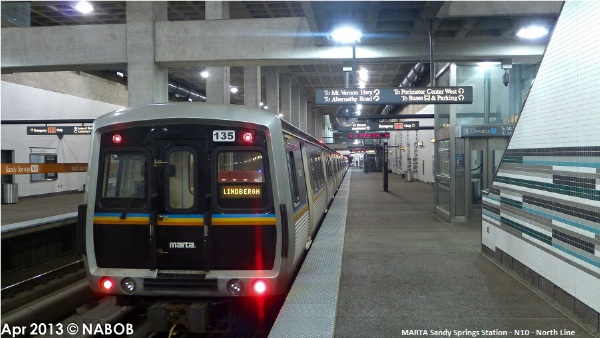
[120,181,145,220]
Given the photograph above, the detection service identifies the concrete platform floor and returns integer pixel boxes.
[1,191,84,225]
[334,169,597,337]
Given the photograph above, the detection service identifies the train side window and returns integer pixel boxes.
[326,157,333,180]
[286,151,300,207]
[317,155,325,187]
[100,151,146,209]
[309,154,320,192]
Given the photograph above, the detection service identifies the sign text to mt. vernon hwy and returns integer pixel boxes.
[315,87,473,105]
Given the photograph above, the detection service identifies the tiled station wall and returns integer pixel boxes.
[481,0,600,322]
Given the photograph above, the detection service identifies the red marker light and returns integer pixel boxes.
[112,134,122,144]
[242,132,253,143]
[252,280,267,295]
[99,277,114,292]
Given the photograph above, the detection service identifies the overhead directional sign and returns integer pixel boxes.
[348,132,390,139]
[337,121,420,132]
[459,125,515,138]
[315,87,473,105]
[27,126,92,135]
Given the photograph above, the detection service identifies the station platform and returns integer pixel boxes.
[2,173,597,337]
[270,168,598,338]
[1,191,83,226]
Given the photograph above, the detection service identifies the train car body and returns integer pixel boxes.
[78,103,346,333]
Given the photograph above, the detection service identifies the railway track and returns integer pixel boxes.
[2,262,278,338]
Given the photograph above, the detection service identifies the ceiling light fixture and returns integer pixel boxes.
[230,87,238,94]
[358,68,368,81]
[200,70,209,78]
[75,1,94,14]
[331,26,362,44]
[516,26,549,39]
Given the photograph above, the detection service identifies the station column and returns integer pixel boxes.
[265,66,279,115]
[205,1,231,104]
[280,74,292,122]
[291,85,300,127]
[126,2,168,106]
[244,66,261,108]
[299,94,308,132]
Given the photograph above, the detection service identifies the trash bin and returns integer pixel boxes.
[405,171,414,182]
[2,183,19,204]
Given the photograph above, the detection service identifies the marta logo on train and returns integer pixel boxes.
[169,242,197,249]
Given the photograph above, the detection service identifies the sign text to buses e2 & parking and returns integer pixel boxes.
[315,87,473,105]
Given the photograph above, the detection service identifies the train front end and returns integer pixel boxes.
[79,104,288,332]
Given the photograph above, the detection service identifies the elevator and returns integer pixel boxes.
[463,137,509,221]
[433,62,538,222]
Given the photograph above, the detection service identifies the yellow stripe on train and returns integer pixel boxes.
[212,218,276,226]
[93,217,148,225]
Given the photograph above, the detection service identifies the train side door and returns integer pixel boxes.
[153,141,208,270]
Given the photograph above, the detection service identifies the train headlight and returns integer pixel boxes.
[112,134,123,144]
[242,132,253,143]
[227,279,244,296]
[252,279,267,296]
[99,277,115,293]
[121,278,137,294]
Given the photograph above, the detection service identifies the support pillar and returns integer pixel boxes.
[206,2,230,104]
[307,107,315,137]
[243,66,261,108]
[126,2,168,106]
[299,94,308,132]
[315,110,324,141]
[280,74,292,122]
[291,85,300,127]
[266,66,280,115]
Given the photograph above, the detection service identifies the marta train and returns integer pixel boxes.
[78,102,347,333]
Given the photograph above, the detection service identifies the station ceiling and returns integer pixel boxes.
[13,1,561,118]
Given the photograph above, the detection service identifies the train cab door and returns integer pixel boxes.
[152,141,208,271]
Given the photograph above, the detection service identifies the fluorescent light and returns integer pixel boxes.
[230,87,238,94]
[75,1,93,14]
[357,81,366,88]
[358,68,368,81]
[116,72,124,78]
[516,26,548,39]
[477,62,497,72]
[200,70,209,78]
[331,26,362,44]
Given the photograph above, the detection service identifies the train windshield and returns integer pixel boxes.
[100,152,146,208]
[216,150,268,210]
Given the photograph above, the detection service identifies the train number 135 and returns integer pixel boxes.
[213,130,235,142]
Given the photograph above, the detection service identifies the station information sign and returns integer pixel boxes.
[27,126,92,135]
[459,125,515,138]
[337,121,420,132]
[315,87,473,105]
[348,132,390,139]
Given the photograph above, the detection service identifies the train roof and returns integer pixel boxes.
[93,102,337,153]
[93,102,280,130]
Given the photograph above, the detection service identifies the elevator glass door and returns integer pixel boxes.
[466,138,508,221]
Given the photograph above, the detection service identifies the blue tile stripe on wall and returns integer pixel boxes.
[484,147,600,270]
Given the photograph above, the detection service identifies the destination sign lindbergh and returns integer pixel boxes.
[315,87,473,105]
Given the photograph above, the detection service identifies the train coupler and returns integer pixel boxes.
[148,302,209,333]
